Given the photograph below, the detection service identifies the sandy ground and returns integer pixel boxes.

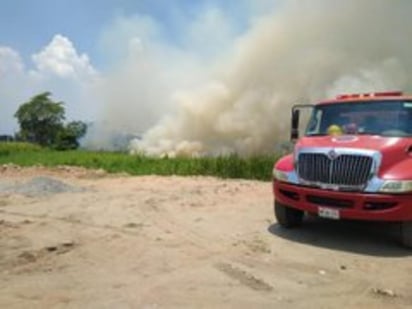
[0,166,411,309]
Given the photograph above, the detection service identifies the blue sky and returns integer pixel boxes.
[0,0,178,68]
[0,0,273,70]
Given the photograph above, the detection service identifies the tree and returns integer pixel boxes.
[14,92,87,149]
[14,92,65,146]
[55,121,88,150]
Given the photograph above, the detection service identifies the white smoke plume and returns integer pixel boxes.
[84,0,412,156]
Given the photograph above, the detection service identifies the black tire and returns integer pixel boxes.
[400,221,412,248]
[274,200,304,228]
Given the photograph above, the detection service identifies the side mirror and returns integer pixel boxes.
[291,109,300,141]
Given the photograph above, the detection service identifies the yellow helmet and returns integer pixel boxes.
[327,124,343,136]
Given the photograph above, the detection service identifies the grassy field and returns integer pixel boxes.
[0,142,280,181]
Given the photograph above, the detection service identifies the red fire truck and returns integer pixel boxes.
[273,91,412,247]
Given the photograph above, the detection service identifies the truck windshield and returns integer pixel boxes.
[305,100,412,137]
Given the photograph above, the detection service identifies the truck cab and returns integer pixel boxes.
[273,91,412,247]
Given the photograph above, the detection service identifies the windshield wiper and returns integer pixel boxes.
[305,133,328,137]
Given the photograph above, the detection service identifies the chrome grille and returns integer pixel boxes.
[297,153,373,188]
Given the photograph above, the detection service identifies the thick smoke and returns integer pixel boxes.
[85,0,412,156]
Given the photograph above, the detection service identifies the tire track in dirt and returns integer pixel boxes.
[215,262,273,292]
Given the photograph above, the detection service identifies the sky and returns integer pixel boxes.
[2,1,412,156]
[0,0,254,68]
[0,0,278,135]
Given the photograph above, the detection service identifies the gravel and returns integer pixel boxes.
[0,176,85,197]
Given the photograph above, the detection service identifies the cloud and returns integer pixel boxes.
[0,34,99,134]
[0,47,24,77]
[32,34,97,80]
[0,47,28,133]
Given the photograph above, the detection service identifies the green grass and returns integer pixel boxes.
[0,143,281,181]
[0,142,42,155]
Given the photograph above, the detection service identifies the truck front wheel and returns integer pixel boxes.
[274,200,304,228]
[400,222,412,248]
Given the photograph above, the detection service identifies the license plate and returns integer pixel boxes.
[318,207,340,220]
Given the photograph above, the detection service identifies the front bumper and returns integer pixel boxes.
[274,180,412,221]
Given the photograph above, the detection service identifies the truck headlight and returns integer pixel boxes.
[273,168,289,182]
[379,180,412,193]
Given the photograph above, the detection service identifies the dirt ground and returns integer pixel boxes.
[0,166,411,309]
